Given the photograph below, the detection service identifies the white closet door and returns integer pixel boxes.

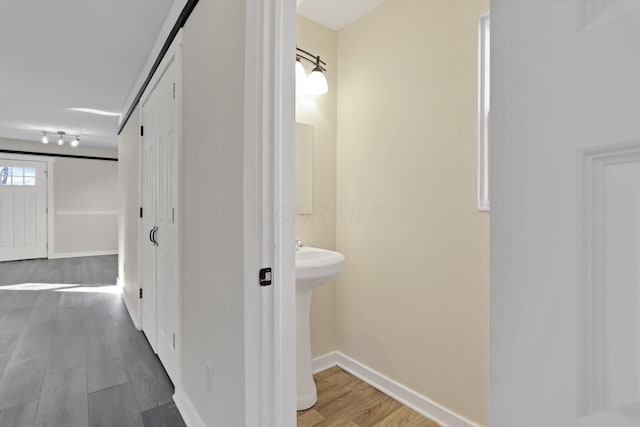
[139,42,181,382]
[0,160,47,262]
[155,54,180,381]
[140,96,159,352]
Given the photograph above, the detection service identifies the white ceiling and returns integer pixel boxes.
[297,0,386,31]
[0,0,174,149]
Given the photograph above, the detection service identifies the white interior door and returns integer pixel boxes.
[140,99,159,351]
[139,39,181,381]
[491,2,640,426]
[155,53,180,381]
[0,160,47,262]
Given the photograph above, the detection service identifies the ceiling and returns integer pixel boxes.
[297,0,386,31]
[0,0,174,149]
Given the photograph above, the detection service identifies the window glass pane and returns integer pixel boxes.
[478,15,490,211]
[12,176,23,186]
[24,177,35,186]
[0,166,9,185]
[24,167,35,176]
[12,167,23,177]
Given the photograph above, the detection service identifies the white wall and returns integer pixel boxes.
[0,137,118,258]
[0,138,117,159]
[180,0,252,425]
[53,157,118,255]
[117,1,285,424]
[117,105,140,323]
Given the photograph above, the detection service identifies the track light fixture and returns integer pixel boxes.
[40,130,80,148]
[296,47,328,95]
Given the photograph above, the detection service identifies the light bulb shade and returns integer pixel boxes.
[71,137,80,148]
[41,133,48,144]
[295,60,307,96]
[57,136,64,146]
[306,68,328,95]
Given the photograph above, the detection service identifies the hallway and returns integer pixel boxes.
[0,256,185,427]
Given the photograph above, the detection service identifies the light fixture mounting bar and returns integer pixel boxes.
[296,47,327,71]
[41,130,81,139]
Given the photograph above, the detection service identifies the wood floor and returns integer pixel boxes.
[0,256,185,427]
[1,256,441,426]
[298,367,440,427]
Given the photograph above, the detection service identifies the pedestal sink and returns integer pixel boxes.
[296,246,345,410]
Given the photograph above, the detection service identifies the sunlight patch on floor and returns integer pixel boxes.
[56,285,121,294]
[0,283,79,291]
[0,283,121,294]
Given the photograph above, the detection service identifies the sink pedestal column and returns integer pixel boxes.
[297,289,317,410]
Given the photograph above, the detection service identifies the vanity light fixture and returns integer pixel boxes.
[40,130,81,148]
[295,58,307,94]
[296,47,328,95]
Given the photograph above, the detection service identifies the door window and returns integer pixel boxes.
[0,166,37,186]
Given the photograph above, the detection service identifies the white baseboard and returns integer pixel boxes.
[173,389,206,427]
[120,284,141,330]
[312,352,340,374]
[312,351,480,427]
[49,250,118,259]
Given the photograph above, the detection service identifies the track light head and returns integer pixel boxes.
[40,130,81,147]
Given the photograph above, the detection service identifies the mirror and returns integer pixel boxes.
[296,123,314,214]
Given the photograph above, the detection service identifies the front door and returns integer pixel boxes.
[491,1,640,426]
[0,160,47,262]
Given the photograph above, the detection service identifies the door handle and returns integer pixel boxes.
[152,227,158,246]
[149,227,155,244]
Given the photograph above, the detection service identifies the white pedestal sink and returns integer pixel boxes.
[295,246,345,410]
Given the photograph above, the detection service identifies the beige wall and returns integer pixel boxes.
[0,137,118,257]
[296,16,338,358]
[117,105,140,321]
[336,0,490,425]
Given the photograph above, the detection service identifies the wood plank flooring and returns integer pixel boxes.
[0,256,185,427]
[298,367,440,427]
[1,256,443,426]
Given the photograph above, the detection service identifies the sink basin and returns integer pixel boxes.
[295,246,345,410]
[295,246,345,291]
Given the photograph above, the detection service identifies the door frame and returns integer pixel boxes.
[137,30,184,388]
[0,153,55,260]
[247,0,297,425]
